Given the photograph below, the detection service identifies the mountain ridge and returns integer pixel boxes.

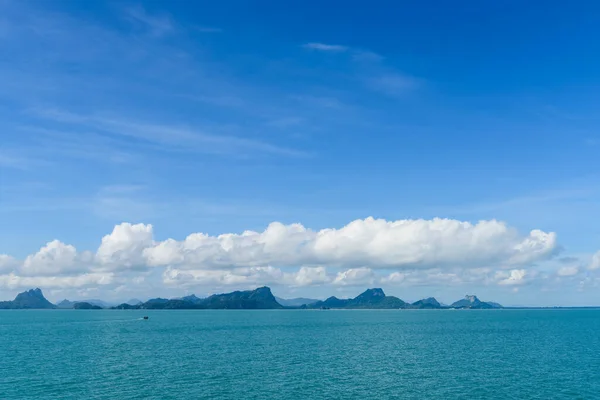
[0,287,503,310]
[307,288,408,309]
[275,296,320,307]
[450,295,497,309]
[305,290,501,310]
[114,286,283,310]
[0,288,56,309]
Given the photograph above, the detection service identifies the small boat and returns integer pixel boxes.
[143,316,149,320]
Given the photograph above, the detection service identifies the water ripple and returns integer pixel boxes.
[1,309,599,399]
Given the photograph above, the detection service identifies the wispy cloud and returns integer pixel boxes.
[92,185,157,221]
[0,151,49,170]
[352,50,384,63]
[15,126,139,165]
[301,42,419,97]
[265,117,304,128]
[182,94,245,108]
[435,185,596,216]
[290,95,345,110]
[302,42,383,63]
[124,5,174,37]
[32,108,311,158]
[303,42,348,52]
[367,73,420,96]
[0,152,29,169]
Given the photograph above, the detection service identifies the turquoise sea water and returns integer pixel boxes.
[1,309,599,399]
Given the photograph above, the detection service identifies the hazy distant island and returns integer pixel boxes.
[0,287,505,310]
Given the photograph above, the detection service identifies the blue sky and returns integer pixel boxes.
[1,0,600,306]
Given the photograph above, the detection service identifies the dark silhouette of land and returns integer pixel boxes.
[0,287,507,310]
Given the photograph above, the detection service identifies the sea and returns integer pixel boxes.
[1,309,599,399]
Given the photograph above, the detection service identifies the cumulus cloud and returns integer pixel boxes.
[96,223,153,269]
[381,267,495,287]
[294,267,330,286]
[162,266,331,289]
[0,254,18,273]
[20,240,83,276]
[0,217,559,292]
[143,218,557,270]
[333,268,375,286]
[381,272,406,284]
[509,230,559,265]
[589,252,600,270]
[162,266,285,288]
[496,269,527,286]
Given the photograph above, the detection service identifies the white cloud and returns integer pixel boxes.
[589,251,600,270]
[496,269,527,286]
[303,43,348,52]
[509,229,559,265]
[162,265,331,289]
[0,218,559,294]
[0,254,18,273]
[382,267,495,287]
[0,272,113,290]
[162,266,286,288]
[557,266,579,277]
[381,272,406,284]
[96,223,154,269]
[18,218,561,275]
[20,240,81,276]
[294,267,330,286]
[333,268,375,286]
[142,218,557,271]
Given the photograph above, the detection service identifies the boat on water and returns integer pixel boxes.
[143,316,149,320]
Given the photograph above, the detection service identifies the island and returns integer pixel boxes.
[0,287,504,310]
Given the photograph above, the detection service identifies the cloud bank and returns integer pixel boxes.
[0,217,562,295]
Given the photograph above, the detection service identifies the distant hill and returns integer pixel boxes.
[275,296,320,307]
[113,287,283,310]
[84,299,114,308]
[308,288,407,309]
[307,290,505,310]
[181,294,203,304]
[350,288,407,309]
[450,295,500,309]
[0,288,56,309]
[313,296,350,308]
[56,298,114,309]
[411,297,442,309]
[73,302,103,310]
[0,287,503,311]
[487,302,503,309]
[201,287,283,309]
[57,299,76,309]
